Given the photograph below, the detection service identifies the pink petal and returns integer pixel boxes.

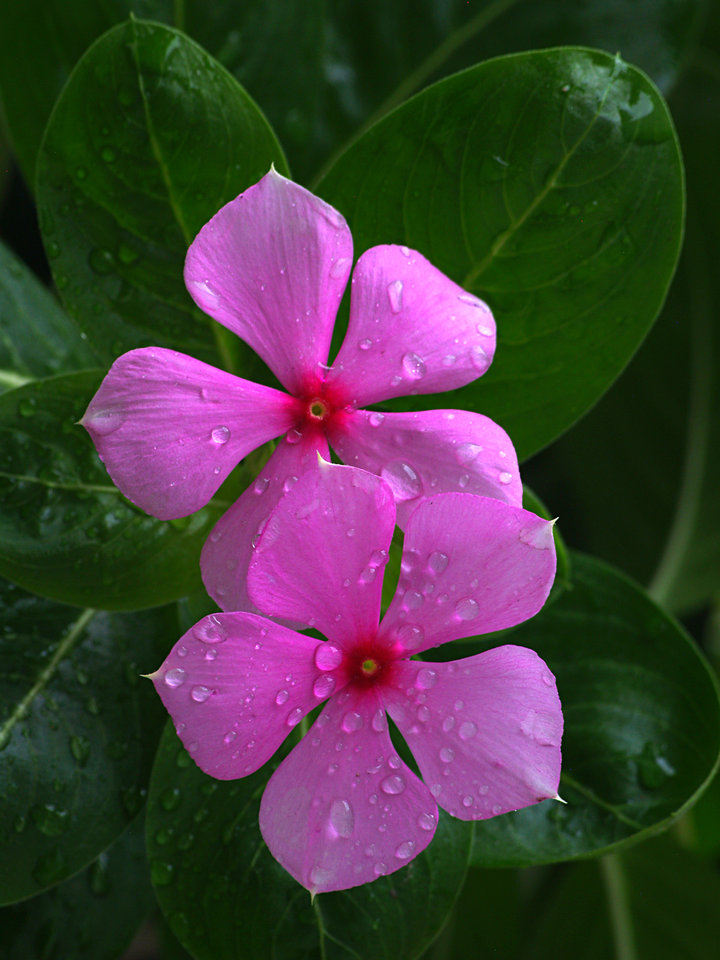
[328,407,522,525]
[326,245,495,407]
[380,650,562,818]
[149,613,330,780]
[184,168,352,396]
[201,431,330,612]
[81,348,297,520]
[379,494,556,652]
[259,685,437,893]
[248,460,395,645]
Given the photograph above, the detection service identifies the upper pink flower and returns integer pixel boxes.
[82,168,521,612]
[150,459,562,894]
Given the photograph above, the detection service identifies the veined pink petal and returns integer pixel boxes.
[328,407,522,525]
[381,650,562,818]
[150,613,333,779]
[201,431,329,612]
[326,245,495,407]
[184,168,352,396]
[259,685,437,894]
[248,460,395,645]
[81,348,297,520]
[379,494,556,652]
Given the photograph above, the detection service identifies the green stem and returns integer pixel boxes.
[600,854,637,960]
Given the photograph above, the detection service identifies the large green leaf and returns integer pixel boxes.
[0,372,223,609]
[36,18,287,368]
[0,813,154,958]
[0,577,176,905]
[524,836,720,960]
[465,553,720,867]
[318,48,684,460]
[0,238,94,392]
[146,725,471,960]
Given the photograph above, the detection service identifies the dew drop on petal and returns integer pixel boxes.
[387,280,404,313]
[309,864,334,887]
[373,861,387,876]
[396,623,425,650]
[456,442,483,466]
[223,730,236,745]
[286,707,303,727]
[395,840,415,860]
[442,354,457,366]
[416,667,438,690]
[342,711,363,733]
[498,471,513,485]
[458,292,482,306]
[371,709,387,733]
[368,411,385,428]
[88,409,123,436]
[283,475,298,493]
[380,461,422,501]
[380,774,406,795]
[164,668,186,688]
[418,812,436,831]
[191,685,212,703]
[401,352,426,380]
[329,799,354,838]
[427,551,449,574]
[462,795,474,808]
[285,428,302,445]
[314,642,343,671]
[455,597,479,621]
[193,615,226,644]
[211,425,230,445]
[459,721,478,740]
[275,689,289,706]
[330,256,351,278]
[477,324,493,336]
[471,344,490,371]
[313,674,336,699]
[359,338,373,351]
[442,716,455,733]
[439,746,455,763]
[253,477,269,495]
[403,589,423,611]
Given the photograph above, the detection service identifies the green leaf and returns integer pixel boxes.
[0,238,95,392]
[318,47,684,461]
[0,372,223,609]
[467,552,720,867]
[146,724,472,960]
[36,18,287,368]
[0,1,173,187]
[524,835,720,960]
[0,813,154,958]
[0,577,176,905]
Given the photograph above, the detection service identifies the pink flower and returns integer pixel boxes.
[82,169,521,612]
[150,459,562,894]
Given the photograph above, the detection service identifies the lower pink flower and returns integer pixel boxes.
[151,461,562,893]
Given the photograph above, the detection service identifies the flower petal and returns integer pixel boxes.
[326,245,495,406]
[149,613,330,779]
[379,494,556,651]
[201,431,329,611]
[248,460,395,645]
[81,348,297,519]
[328,407,522,525]
[259,685,437,893]
[380,650,562,818]
[184,168,353,395]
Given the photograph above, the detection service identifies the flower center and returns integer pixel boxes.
[308,397,328,421]
[361,658,380,677]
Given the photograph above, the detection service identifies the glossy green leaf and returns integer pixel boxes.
[466,552,720,867]
[525,836,720,960]
[36,18,287,367]
[146,724,471,960]
[0,372,223,609]
[0,238,94,392]
[0,577,176,905]
[319,47,684,460]
[0,813,154,959]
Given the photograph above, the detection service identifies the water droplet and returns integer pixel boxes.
[459,721,477,740]
[400,245,411,256]
[342,711,363,733]
[164,668,186,688]
[381,461,422,501]
[371,709,387,732]
[380,774,406,795]
[542,672,555,687]
[275,689,289,705]
[254,476,269,495]
[285,427,302,445]
[427,551,449,574]
[358,564,377,584]
[314,642,343,671]
[456,443,483,465]
[442,716,455,733]
[283,475,298,492]
[477,323,493,336]
[161,787,181,811]
[69,735,90,766]
[442,354,457,366]
[430,783,442,798]
[418,812,436,831]
[373,861,387,876]
[193,615,226,644]
[329,799,354,838]
[346,527,355,538]
[462,795,473,808]
[403,589,423,611]
[151,860,174,886]
[359,338,373,350]
[330,256,351,278]
[396,623,425,650]
[286,707,303,727]
[395,840,415,860]
[88,248,116,274]
[455,597,479,621]
[471,344,490,371]
[458,292,481,306]
[387,279,404,313]
[31,803,69,837]
[416,667,438,690]
[191,685,212,703]
[87,408,123,435]
[368,411,385,427]
[417,705,430,722]
[100,146,116,163]
[439,747,455,763]
[313,675,336,699]
[401,351,426,380]
[498,471,513,485]
[211,425,230,444]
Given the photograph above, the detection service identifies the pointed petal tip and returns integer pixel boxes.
[554,793,567,804]
[140,669,161,682]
